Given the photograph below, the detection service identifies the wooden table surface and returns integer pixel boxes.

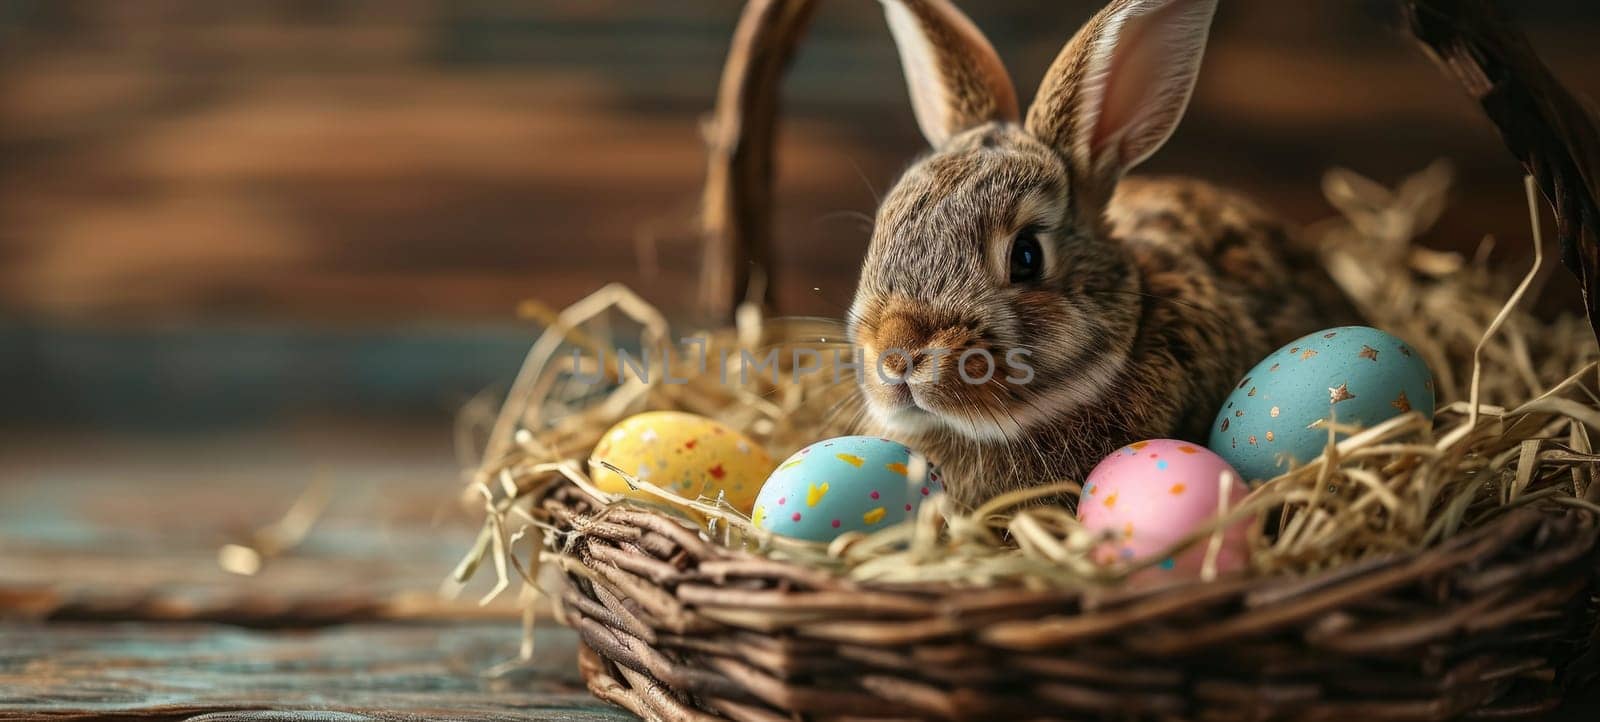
[0,426,625,720]
[2,426,1597,721]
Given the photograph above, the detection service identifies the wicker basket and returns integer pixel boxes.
[547,481,1598,721]
[529,1,1600,719]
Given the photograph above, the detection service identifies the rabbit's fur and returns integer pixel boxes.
[848,0,1358,507]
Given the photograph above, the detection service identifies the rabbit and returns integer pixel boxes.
[846,0,1360,509]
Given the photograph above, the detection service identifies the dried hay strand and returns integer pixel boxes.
[451,165,1599,615]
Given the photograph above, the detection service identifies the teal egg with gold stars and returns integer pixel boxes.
[752,436,942,543]
[1208,326,1435,483]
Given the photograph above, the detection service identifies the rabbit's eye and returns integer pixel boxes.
[1008,231,1044,283]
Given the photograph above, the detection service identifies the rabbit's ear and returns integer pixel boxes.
[882,0,1019,147]
[1026,0,1216,201]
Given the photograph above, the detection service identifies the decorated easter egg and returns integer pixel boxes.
[752,436,942,543]
[1208,326,1435,482]
[590,411,774,514]
[1078,439,1252,575]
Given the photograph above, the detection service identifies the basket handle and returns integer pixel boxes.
[1405,0,1600,347]
[698,0,820,320]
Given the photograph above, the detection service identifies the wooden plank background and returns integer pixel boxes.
[3,0,1599,324]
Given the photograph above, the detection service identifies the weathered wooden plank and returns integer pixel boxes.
[3,0,1598,322]
[0,428,519,625]
[0,621,628,721]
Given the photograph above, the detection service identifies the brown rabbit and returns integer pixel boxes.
[848,0,1359,508]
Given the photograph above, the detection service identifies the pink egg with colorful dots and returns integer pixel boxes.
[1077,439,1253,577]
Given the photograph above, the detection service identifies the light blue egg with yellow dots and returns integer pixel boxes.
[1209,326,1435,483]
[752,436,942,542]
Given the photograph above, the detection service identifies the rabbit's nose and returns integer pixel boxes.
[876,309,979,350]
[879,349,938,378]
[880,351,911,377]
[874,312,928,352]
[876,312,960,351]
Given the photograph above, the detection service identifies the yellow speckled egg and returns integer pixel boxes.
[589,411,773,514]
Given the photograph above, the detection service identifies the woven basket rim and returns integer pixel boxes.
[549,474,1595,600]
